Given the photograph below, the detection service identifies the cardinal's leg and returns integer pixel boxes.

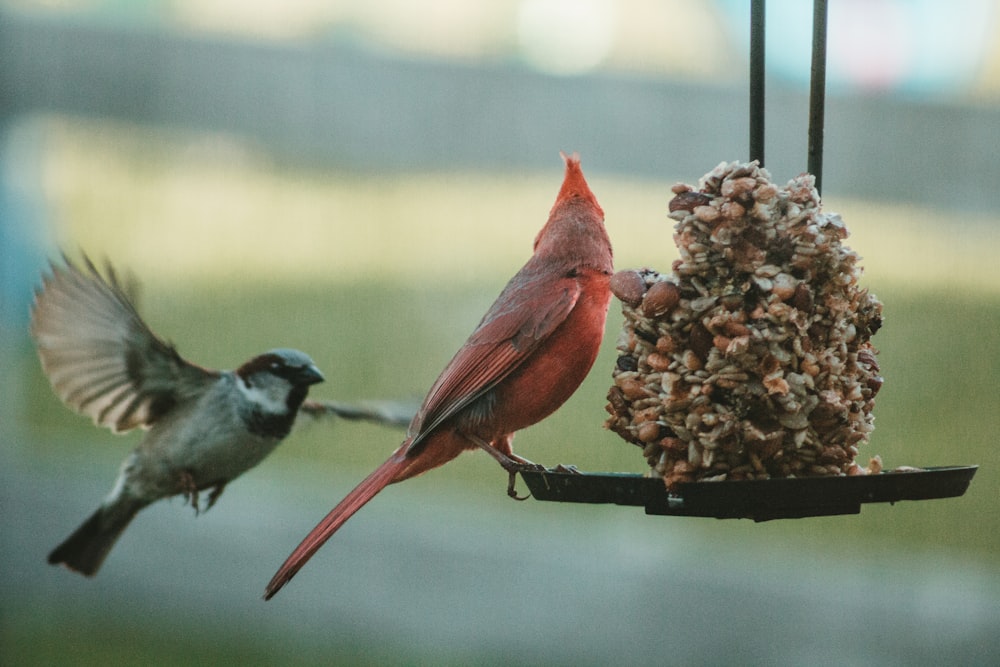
[462,432,543,500]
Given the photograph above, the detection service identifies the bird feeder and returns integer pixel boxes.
[519,0,977,519]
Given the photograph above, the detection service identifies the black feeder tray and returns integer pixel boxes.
[519,466,978,521]
[520,1,978,519]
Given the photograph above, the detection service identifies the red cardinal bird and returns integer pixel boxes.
[264,153,613,599]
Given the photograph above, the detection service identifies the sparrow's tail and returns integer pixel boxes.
[48,499,144,576]
[264,453,409,599]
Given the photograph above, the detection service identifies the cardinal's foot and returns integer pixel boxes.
[504,460,546,500]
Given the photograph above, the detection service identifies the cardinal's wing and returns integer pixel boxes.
[31,255,218,434]
[405,266,581,455]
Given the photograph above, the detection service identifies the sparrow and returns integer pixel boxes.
[32,255,325,576]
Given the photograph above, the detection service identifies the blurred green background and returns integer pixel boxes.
[2,1,999,665]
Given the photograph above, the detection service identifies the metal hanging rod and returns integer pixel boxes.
[807,0,829,194]
[749,0,829,194]
[749,0,766,168]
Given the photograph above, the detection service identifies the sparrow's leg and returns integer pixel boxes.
[206,482,227,511]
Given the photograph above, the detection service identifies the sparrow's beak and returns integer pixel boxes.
[296,364,325,386]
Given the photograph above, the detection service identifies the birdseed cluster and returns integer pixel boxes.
[605,161,884,489]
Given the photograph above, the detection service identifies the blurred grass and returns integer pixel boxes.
[13,116,1000,569]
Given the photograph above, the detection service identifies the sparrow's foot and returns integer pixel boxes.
[206,482,227,511]
[552,464,581,474]
[179,469,201,515]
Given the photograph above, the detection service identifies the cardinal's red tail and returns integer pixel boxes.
[264,453,407,599]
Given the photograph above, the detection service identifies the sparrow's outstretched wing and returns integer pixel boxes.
[299,398,418,429]
[31,255,218,433]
